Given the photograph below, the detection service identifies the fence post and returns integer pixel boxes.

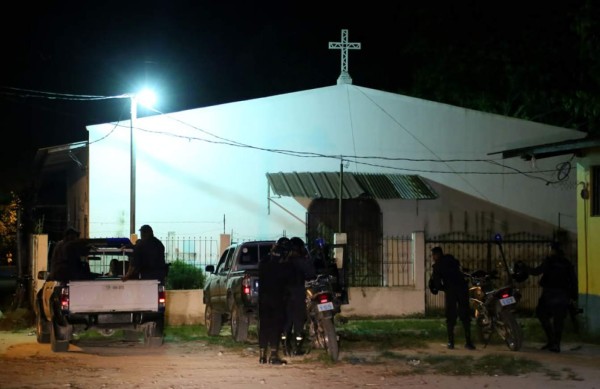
[412,231,426,291]
[219,234,231,256]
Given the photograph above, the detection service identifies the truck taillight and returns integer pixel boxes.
[242,275,252,296]
[158,285,166,309]
[60,287,69,311]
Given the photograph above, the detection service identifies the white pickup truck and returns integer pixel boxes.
[34,238,166,352]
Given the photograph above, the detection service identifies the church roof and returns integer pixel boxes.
[266,171,437,200]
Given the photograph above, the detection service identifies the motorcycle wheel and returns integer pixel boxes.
[474,309,493,345]
[497,310,523,351]
[317,317,339,362]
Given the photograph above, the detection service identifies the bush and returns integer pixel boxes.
[165,260,206,290]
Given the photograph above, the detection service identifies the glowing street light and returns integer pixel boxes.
[129,89,156,238]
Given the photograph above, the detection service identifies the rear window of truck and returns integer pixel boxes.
[236,242,274,269]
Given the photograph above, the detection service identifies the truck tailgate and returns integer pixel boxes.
[68,280,159,313]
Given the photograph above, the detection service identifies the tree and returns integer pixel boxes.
[399,1,600,133]
[0,192,19,263]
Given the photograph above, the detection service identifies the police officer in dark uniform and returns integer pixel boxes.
[48,227,80,281]
[258,237,291,365]
[524,242,578,353]
[283,237,316,355]
[429,246,475,350]
[122,225,167,284]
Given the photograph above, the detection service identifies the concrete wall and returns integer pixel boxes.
[165,289,205,326]
[165,286,427,326]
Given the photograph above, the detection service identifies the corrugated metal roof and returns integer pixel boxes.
[266,172,437,200]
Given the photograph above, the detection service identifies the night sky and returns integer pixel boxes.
[0,1,590,193]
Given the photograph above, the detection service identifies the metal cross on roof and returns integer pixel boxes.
[328,29,361,85]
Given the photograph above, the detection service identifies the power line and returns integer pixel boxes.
[2,85,576,184]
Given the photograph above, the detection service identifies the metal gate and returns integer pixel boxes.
[424,232,577,314]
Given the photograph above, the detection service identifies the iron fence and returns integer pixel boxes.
[345,235,414,287]
[160,236,220,270]
[424,232,577,314]
[153,232,576,317]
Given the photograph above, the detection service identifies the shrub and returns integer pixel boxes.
[165,260,206,290]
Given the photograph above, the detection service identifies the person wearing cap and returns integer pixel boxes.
[47,227,80,281]
[122,225,167,284]
[429,246,475,350]
[522,242,578,353]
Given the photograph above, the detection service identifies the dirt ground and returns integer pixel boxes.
[1,330,600,389]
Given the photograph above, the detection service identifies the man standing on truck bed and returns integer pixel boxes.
[122,225,167,284]
[47,227,80,281]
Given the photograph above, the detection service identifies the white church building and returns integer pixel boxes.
[30,29,587,317]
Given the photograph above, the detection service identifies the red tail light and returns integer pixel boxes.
[498,287,512,299]
[60,287,69,310]
[158,285,166,309]
[317,293,330,304]
[242,275,252,295]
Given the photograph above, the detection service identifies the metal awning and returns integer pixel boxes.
[266,172,437,200]
[32,141,88,174]
[489,135,600,161]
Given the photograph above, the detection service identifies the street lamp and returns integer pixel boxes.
[129,89,156,238]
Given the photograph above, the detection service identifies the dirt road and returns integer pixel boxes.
[1,330,599,389]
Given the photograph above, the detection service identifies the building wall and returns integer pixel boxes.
[577,156,600,336]
[380,180,562,238]
[87,85,581,241]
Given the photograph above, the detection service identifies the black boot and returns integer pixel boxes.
[259,348,267,364]
[292,331,306,355]
[463,322,476,350]
[540,319,556,351]
[549,330,561,353]
[282,332,294,356]
[447,325,455,349]
[269,348,287,365]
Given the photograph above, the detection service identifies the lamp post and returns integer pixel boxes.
[128,89,156,239]
[130,94,138,238]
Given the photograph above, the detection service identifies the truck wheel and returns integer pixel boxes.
[205,304,222,336]
[144,319,164,348]
[50,321,71,352]
[35,301,51,344]
[230,304,249,342]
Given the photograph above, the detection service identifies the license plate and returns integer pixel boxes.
[499,296,516,306]
[317,302,334,312]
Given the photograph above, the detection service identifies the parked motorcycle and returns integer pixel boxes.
[465,234,524,351]
[284,273,340,361]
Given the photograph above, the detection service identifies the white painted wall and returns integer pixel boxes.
[381,180,563,237]
[87,84,582,240]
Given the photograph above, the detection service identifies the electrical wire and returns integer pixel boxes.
[1,85,577,185]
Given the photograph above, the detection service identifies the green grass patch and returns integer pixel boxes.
[376,350,543,376]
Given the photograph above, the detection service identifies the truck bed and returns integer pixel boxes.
[68,279,159,313]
